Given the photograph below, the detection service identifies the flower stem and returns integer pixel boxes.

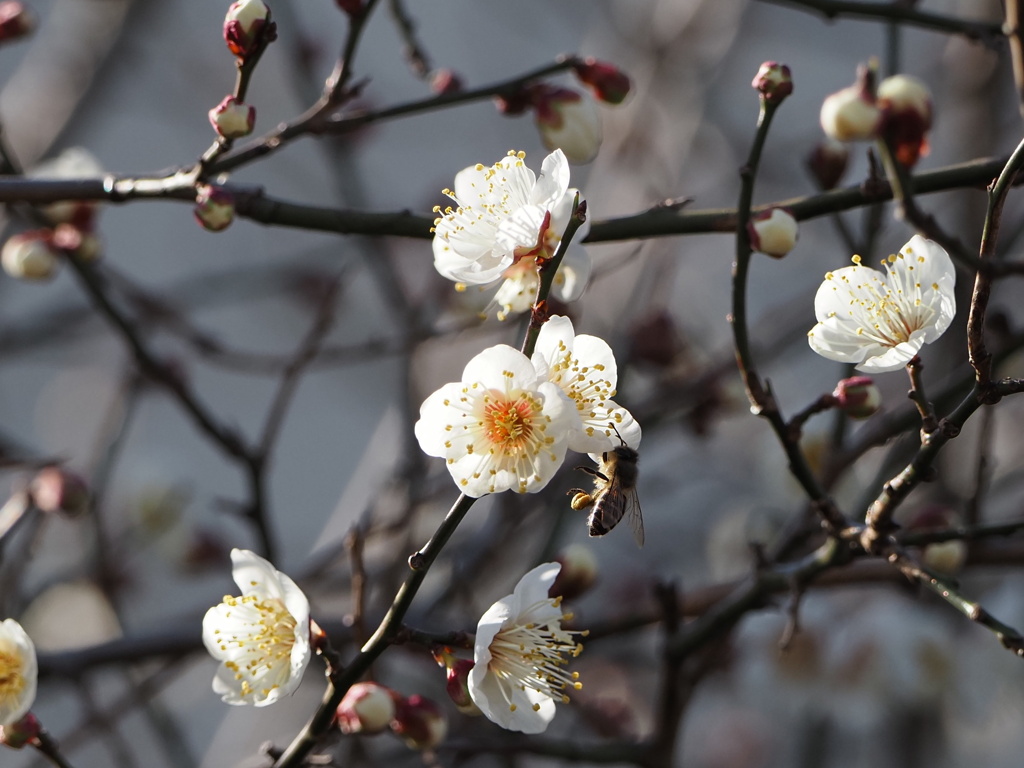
[33,729,77,768]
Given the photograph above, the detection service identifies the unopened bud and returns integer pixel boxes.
[877,74,932,167]
[51,223,101,262]
[433,648,479,715]
[336,682,397,735]
[550,543,598,601]
[0,713,40,749]
[833,375,881,419]
[573,58,631,105]
[531,85,602,165]
[390,695,447,750]
[193,185,235,232]
[430,69,463,95]
[807,137,849,190]
[0,2,33,43]
[751,61,793,104]
[335,0,362,16]
[1,231,59,281]
[820,67,880,142]
[748,208,798,258]
[907,506,967,576]
[224,0,275,59]
[30,467,89,518]
[209,96,256,139]
[494,87,533,117]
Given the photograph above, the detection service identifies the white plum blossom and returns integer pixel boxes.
[532,315,641,455]
[492,242,591,320]
[0,619,36,726]
[202,549,311,707]
[469,563,582,733]
[807,235,956,373]
[432,149,574,286]
[414,345,575,497]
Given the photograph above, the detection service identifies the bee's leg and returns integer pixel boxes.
[575,466,609,481]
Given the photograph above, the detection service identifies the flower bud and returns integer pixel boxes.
[530,85,602,165]
[806,137,849,190]
[0,712,40,749]
[51,223,101,262]
[433,648,479,715]
[550,543,598,601]
[335,0,362,15]
[820,67,880,142]
[0,2,33,43]
[430,69,463,95]
[572,58,631,105]
[748,208,798,258]
[1,232,59,281]
[336,682,397,735]
[877,74,932,167]
[209,96,256,139]
[751,61,793,104]
[907,506,967,576]
[193,185,235,232]
[30,467,90,518]
[832,375,881,419]
[390,695,447,750]
[223,0,275,59]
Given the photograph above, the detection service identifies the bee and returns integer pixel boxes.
[569,440,643,547]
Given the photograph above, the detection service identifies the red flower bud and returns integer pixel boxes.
[390,695,447,750]
[832,376,881,419]
[223,0,276,59]
[751,61,793,104]
[573,57,631,105]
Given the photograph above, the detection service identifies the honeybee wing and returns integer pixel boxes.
[624,485,644,548]
[586,481,644,548]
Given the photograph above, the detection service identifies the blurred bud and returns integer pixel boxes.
[751,61,793,104]
[820,66,880,142]
[42,200,98,229]
[390,695,447,750]
[629,311,682,368]
[0,2,33,43]
[806,137,849,190]
[335,0,362,16]
[572,57,631,105]
[0,713,40,749]
[433,648,479,714]
[193,185,235,232]
[51,223,102,262]
[494,86,533,117]
[30,467,89,518]
[907,506,967,576]
[224,0,275,59]
[877,74,932,167]
[209,96,256,139]
[550,543,598,601]
[1,232,59,281]
[336,682,397,735]
[530,85,602,165]
[832,375,881,419]
[430,69,463,95]
[748,208,798,258]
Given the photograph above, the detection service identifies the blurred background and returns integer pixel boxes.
[3,0,1024,766]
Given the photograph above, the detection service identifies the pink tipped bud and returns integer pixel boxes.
[1,231,59,281]
[820,67,880,142]
[530,85,602,165]
[51,223,102,262]
[224,0,275,59]
[751,61,793,104]
[336,682,398,735]
[193,185,235,232]
[748,208,798,258]
[30,467,90,518]
[550,543,598,600]
[209,96,256,139]
[832,375,881,419]
[0,2,33,43]
[430,69,463,95]
[390,695,447,750]
[0,713,40,749]
[433,649,479,715]
[335,0,363,16]
[877,74,932,167]
[807,137,850,190]
[573,58,631,105]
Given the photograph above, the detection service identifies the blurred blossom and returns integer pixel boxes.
[209,96,256,139]
[30,466,89,517]
[21,582,122,652]
[202,549,311,707]
[336,682,397,734]
[430,68,463,95]
[1,232,59,281]
[334,0,362,16]
[551,543,598,601]
[748,208,798,258]
[390,694,447,750]
[905,506,967,577]
[0,619,36,726]
[531,85,603,165]
[0,712,40,749]
[531,315,642,455]
[0,2,33,44]
[807,236,955,372]
[432,149,575,285]
[877,74,933,167]
[807,137,849,190]
[469,563,583,733]
[572,57,631,105]
[414,344,574,496]
[820,68,881,142]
